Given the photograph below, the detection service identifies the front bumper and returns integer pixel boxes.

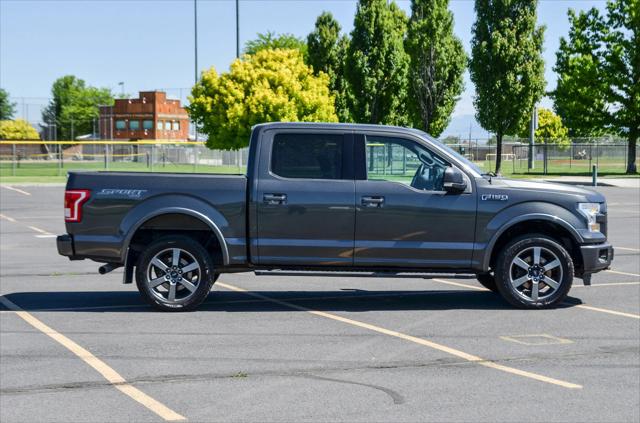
[580,242,614,274]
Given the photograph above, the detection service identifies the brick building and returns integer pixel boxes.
[99,91,190,140]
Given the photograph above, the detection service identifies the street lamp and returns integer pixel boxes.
[118,82,124,97]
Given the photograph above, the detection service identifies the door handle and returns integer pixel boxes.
[263,193,287,205]
[361,196,385,208]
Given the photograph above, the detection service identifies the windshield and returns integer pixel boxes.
[416,131,484,175]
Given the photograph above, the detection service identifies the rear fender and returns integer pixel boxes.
[119,194,230,265]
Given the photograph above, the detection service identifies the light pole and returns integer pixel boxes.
[194,0,199,144]
[236,0,240,58]
[118,81,124,97]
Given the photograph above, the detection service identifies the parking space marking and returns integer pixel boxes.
[0,213,17,223]
[615,247,640,252]
[0,213,55,236]
[431,278,640,320]
[1,185,31,196]
[217,282,582,389]
[0,296,186,421]
[605,269,640,277]
[28,225,54,236]
[500,334,573,346]
[573,281,640,288]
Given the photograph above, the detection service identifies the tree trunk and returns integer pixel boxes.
[495,132,503,174]
[626,127,638,174]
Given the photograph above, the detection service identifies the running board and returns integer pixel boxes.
[254,270,476,279]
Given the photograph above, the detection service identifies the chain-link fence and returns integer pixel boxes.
[0,141,249,177]
[0,140,637,179]
[446,141,636,175]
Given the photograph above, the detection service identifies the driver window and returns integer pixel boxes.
[365,136,449,191]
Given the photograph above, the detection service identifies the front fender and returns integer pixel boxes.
[119,194,230,265]
[477,202,584,272]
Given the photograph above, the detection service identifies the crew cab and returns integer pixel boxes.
[57,122,613,311]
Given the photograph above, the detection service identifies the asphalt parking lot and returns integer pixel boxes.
[1,184,638,423]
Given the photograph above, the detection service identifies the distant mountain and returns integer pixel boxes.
[440,114,489,141]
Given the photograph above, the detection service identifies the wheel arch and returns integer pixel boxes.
[122,206,230,266]
[483,214,583,273]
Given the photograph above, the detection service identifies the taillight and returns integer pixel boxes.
[64,190,90,222]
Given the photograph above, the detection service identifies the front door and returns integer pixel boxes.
[255,130,355,266]
[354,134,476,269]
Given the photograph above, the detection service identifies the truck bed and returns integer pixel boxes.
[65,171,248,264]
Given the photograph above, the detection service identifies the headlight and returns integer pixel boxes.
[578,202,601,232]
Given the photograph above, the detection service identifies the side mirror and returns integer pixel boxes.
[443,167,467,193]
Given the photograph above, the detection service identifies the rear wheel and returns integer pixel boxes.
[136,236,215,311]
[495,235,573,309]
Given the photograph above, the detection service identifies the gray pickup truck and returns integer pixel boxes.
[57,122,613,311]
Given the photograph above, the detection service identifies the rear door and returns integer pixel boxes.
[354,133,476,269]
[255,130,356,266]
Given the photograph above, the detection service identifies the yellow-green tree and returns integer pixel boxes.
[519,108,570,145]
[0,119,40,140]
[188,49,338,150]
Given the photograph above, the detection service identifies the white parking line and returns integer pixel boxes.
[218,282,582,389]
[0,296,186,421]
[1,185,31,196]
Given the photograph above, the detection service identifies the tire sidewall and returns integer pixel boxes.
[495,235,573,309]
[136,236,215,312]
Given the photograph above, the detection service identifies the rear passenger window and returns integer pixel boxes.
[272,133,343,179]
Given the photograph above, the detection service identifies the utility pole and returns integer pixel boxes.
[194,0,199,145]
[236,0,240,58]
[528,107,537,170]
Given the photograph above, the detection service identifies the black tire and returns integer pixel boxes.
[495,234,573,309]
[476,273,499,293]
[136,235,216,312]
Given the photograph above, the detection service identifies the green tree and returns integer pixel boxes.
[405,0,466,137]
[0,119,40,140]
[42,75,113,140]
[518,107,570,145]
[469,0,546,173]
[307,12,351,122]
[345,0,409,125]
[0,88,16,120]
[244,32,307,57]
[551,0,639,173]
[188,49,338,150]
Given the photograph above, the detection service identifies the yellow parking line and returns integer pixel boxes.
[28,225,54,236]
[431,279,640,320]
[0,213,17,223]
[574,305,640,320]
[0,296,186,421]
[217,282,582,390]
[605,269,640,278]
[1,185,31,196]
[615,247,640,252]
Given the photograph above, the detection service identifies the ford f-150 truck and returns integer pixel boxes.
[57,122,613,311]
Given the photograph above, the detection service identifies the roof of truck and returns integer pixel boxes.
[252,122,434,138]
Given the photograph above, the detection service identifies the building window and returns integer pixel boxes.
[172,121,180,131]
[115,120,126,130]
[143,120,153,130]
[164,121,172,131]
[157,120,164,131]
[129,120,140,130]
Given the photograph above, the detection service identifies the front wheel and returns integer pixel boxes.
[135,236,216,312]
[495,235,573,309]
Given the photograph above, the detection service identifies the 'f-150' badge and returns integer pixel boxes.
[481,194,508,201]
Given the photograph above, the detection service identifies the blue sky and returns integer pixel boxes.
[0,0,607,135]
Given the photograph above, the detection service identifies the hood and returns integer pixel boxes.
[496,178,605,201]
